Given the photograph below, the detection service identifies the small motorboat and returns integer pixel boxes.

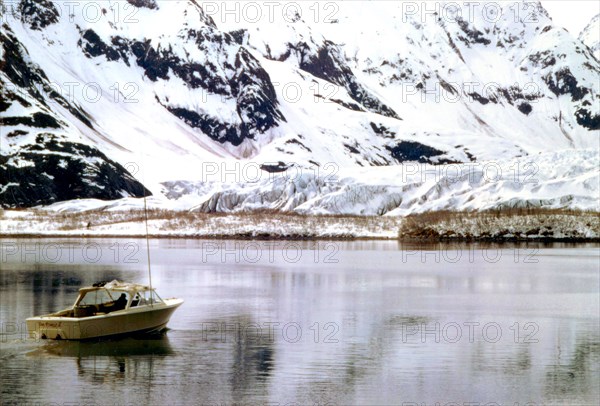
[27,280,183,340]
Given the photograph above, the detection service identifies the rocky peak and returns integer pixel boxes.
[16,0,59,30]
[126,0,159,10]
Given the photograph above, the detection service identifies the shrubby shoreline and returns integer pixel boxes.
[398,209,599,242]
[0,208,598,242]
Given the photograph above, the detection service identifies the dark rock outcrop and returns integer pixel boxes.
[76,26,285,144]
[387,141,457,165]
[297,42,401,120]
[17,0,59,30]
[0,134,150,208]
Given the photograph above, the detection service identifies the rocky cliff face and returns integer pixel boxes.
[0,21,149,207]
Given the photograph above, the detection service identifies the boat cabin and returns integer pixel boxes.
[57,281,164,318]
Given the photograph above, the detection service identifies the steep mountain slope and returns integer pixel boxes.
[314,2,599,134]
[0,20,149,207]
[220,1,599,165]
[580,14,600,60]
[1,0,598,212]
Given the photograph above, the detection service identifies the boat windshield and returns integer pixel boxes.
[74,289,131,315]
[130,290,164,307]
[77,289,126,307]
[74,287,163,312]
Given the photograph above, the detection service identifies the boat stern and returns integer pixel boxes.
[26,317,79,340]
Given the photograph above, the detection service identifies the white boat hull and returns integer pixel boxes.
[27,298,183,340]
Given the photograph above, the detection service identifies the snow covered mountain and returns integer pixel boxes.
[1,16,150,206]
[580,14,600,60]
[1,0,598,212]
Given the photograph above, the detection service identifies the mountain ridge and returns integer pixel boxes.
[1,0,598,212]
[579,13,600,60]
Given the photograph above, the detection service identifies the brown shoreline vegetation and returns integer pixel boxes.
[399,208,600,242]
[0,209,400,240]
[0,208,598,242]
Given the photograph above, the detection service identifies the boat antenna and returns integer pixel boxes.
[140,143,153,304]
[143,188,153,299]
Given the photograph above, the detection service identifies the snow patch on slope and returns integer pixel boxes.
[579,14,600,60]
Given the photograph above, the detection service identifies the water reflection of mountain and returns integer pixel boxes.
[544,337,600,402]
[177,314,277,404]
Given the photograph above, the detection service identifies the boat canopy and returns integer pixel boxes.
[78,280,153,294]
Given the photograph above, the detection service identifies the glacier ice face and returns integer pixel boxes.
[158,150,599,215]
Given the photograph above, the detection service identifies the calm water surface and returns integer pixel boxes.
[0,239,598,405]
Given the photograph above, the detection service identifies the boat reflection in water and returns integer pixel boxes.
[37,335,174,358]
[28,335,174,387]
